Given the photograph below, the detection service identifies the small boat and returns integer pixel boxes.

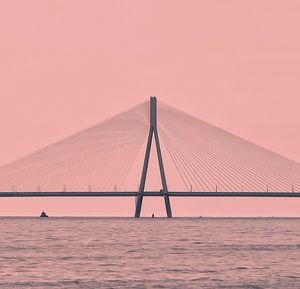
[40,211,48,218]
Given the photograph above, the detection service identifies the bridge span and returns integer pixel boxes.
[1,191,300,197]
[1,96,300,217]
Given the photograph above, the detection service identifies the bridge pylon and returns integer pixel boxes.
[134,96,172,218]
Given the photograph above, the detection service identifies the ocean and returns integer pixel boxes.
[0,217,299,288]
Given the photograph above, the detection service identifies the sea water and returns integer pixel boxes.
[0,217,299,288]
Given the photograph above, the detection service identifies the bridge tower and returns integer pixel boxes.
[134,97,172,218]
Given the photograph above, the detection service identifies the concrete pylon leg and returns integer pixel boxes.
[164,194,172,218]
[135,195,143,218]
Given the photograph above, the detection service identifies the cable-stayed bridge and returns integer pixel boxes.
[1,97,300,217]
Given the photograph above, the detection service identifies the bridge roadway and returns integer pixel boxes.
[1,191,300,197]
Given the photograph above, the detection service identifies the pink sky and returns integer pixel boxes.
[0,0,300,216]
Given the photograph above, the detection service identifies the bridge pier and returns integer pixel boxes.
[134,194,143,218]
[164,194,172,218]
[135,96,172,218]
[134,194,172,218]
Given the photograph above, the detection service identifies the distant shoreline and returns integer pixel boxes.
[1,216,300,219]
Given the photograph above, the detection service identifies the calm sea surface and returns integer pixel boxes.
[0,217,299,289]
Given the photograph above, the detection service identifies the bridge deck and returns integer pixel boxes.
[0,192,300,197]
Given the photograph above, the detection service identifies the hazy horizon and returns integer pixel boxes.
[1,0,300,216]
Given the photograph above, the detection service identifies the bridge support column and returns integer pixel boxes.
[135,96,172,218]
[134,195,143,218]
[164,194,172,218]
